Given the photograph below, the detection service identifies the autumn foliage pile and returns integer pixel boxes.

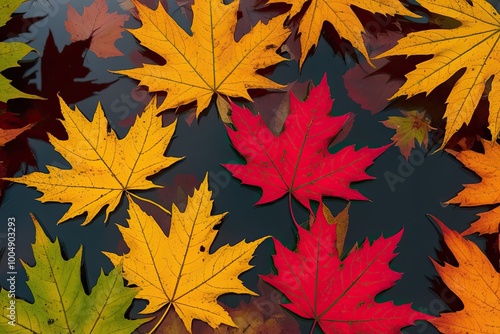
[1,0,499,333]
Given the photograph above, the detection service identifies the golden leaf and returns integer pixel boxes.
[377,0,500,148]
[104,174,267,333]
[267,0,418,66]
[6,96,182,225]
[114,0,290,116]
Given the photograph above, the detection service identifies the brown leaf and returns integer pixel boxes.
[322,203,350,256]
[65,0,128,58]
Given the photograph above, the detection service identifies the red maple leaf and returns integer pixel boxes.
[262,203,433,333]
[65,0,128,58]
[223,75,389,210]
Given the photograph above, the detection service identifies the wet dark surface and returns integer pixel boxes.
[0,1,491,333]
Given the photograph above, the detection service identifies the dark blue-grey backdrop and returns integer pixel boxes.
[0,0,489,333]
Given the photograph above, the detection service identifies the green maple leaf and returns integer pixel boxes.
[0,214,148,333]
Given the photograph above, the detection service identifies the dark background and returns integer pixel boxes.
[0,0,490,333]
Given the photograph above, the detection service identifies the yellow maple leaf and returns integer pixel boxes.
[114,0,290,117]
[377,0,500,149]
[104,174,267,333]
[266,0,418,66]
[6,96,182,225]
[445,139,500,236]
[428,216,500,333]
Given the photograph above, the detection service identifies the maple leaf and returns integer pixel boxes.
[236,0,286,41]
[262,203,433,333]
[64,0,128,58]
[377,0,500,149]
[382,110,435,160]
[0,123,31,146]
[29,31,114,102]
[175,0,285,41]
[104,174,267,333]
[265,0,418,66]
[445,139,500,236]
[114,0,290,116]
[0,30,115,203]
[6,95,182,225]
[135,278,301,334]
[343,30,406,114]
[428,215,500,333]
[130,173,199,237]
[223,75,389,210]
[0,214,147,332]
[0,0,42,102]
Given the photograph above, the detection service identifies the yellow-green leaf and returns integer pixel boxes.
[381,110,434,160]
[0,214,147,333]
[6,96,182,225]
[104,174,267,333]
[0,0,43,102]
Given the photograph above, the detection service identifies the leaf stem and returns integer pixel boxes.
[309,320,317,334]
[288,193,298,226]
[128,192,171,215]
[148,303,172,334]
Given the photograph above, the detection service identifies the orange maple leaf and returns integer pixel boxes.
[0,124,33,146]
[428,216,500,333]
[446,140,500,235]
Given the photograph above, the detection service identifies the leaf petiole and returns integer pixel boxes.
[288,193,298,226]
[128,192,171,215]
[148,303,172,334]
[309,320,317,334]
